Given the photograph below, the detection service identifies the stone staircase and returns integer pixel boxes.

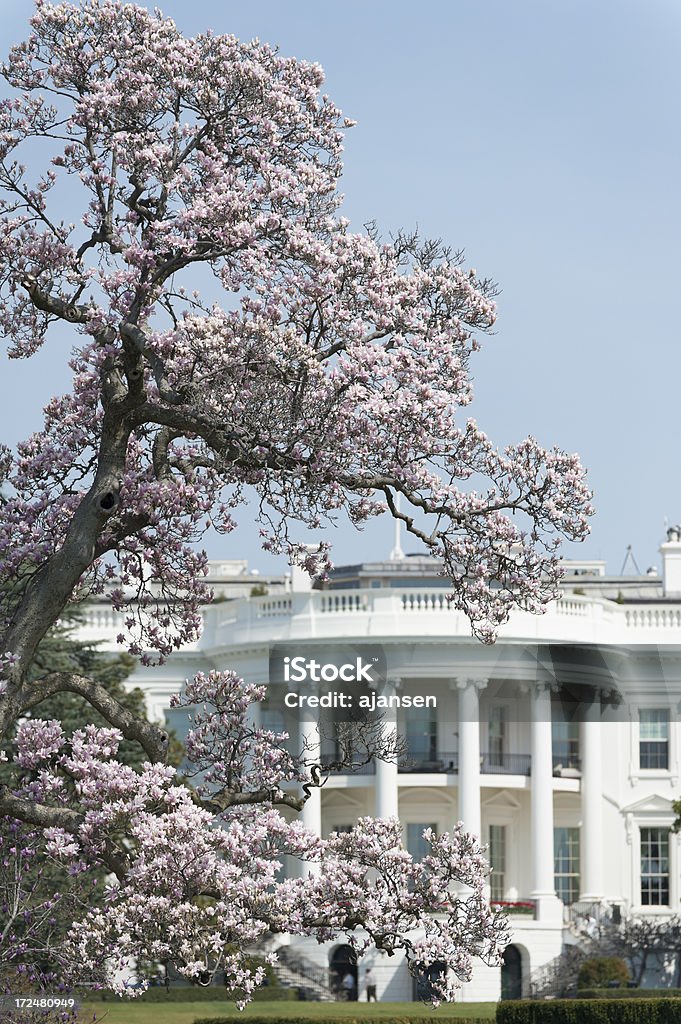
[529,902,622,998]
[529,943,588,999]
[269,949,338,1002]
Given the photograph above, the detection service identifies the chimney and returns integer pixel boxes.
[659,526,681,596]
[289,543,325,593]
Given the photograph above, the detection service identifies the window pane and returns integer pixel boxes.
[489,824,506,902]
[489,707,506,765]
[406,708,437,759]
[640,710,669,769]
[552,709,580,768]
[640,828,670,906]
[640,709,669,741]
[407,823,437,862]
[554,826,580,905]
[640,742,668,769]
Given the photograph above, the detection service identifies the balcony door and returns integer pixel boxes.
[406,705,437,766]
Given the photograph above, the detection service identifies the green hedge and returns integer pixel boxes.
[577,989,681,1000]
[80,986,299,1003]
[496,999,681,1023]
[195,1017,490,1024]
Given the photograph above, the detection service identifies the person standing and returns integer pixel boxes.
[365,967,377,1001]
[342,970,356,1001]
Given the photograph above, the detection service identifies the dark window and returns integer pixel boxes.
[552,707,580,769]
[554,827,580,905]
[640,828,669,906]
[489,706,506,767]
[489,824,506,902]
[407,823,437,862]
[406,706,437,761]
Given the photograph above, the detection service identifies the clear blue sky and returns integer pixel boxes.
[1,0,680,575]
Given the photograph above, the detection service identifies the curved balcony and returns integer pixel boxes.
[199,589,681,649]
[76,588,681,652]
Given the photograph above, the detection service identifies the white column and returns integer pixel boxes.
[375,678,399,819]
[457,678,484,839]
[531,682,562,922]
[580,688,604,901]
[299,689,321,877]
[245,691,262,775]
[248,690,262,730]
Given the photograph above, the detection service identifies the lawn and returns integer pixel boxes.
[78,1000,497,1023]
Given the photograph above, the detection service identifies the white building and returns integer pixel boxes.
[78,529,681,1001]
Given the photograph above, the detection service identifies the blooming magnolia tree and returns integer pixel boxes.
[0,0,592,1002]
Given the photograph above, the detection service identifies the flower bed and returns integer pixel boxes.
[490,901,536,916]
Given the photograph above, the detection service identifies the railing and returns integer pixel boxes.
[319,749,587,778]
[319,750,534,776]
[256,596,293,618]
[552,754,581,776]
[77,588,681,644]
[625,606,681,629]
[320,750,375,775]
[80,608,126,630]
[320,592,368,614]
[329,753,536,774]
[273,948,336,1000]
[398,751,459,773]
[480,752,532,776]
[566,899,623,933]
[400,591,453,612]
[529,945,587,999]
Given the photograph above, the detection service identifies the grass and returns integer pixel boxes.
[77,1000,497,1023]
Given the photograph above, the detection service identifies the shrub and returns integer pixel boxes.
[577,957,630,989]
[195,1017,490,1024]
[576,989,681,1000]
[496,998,681,1023]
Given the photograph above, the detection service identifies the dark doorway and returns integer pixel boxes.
[330,944,357,1000]
[412,961,446,1002]
[501,944,522,1000]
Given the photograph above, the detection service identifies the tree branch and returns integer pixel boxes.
[19,673,169,763]
[22,275,89,324]
[0,786,83,832]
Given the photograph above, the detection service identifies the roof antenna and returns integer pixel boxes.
[619,545,641,576]
[389,493,404,561]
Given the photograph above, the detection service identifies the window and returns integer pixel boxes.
[406,707,437,762]
[552,705,579,769]
[488,707,506,767]
[260,707,292,752]
[640,828,669,906]
[554,827,580,905]
[407,823,437,862]
[639,709,669,770]
[261,707,285,732]
[488,824,506,902]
